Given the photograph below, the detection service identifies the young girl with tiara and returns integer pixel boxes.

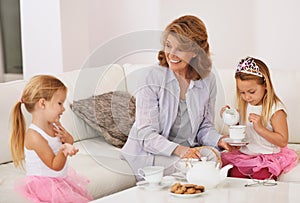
[221,57,298,180]
[10,75,93,202]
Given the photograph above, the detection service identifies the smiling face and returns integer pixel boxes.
[164,34,196,77]
[45,89,66,123]
[236,78,266,106]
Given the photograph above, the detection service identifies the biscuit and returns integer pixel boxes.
[170,183,181,193]
[182,184,195,188]
[195,185,205,191]
[175,188,185,194]
[186,187,196,194]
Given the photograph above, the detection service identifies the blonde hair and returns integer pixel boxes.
[235,57,283,126]
[158,15,212,80]
[10,75,67,168]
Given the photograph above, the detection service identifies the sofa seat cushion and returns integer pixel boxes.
[0,163,30,203]
[72,137,136,199]
[277,144,300,182]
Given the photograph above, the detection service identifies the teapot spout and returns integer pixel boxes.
[219,164,233,180]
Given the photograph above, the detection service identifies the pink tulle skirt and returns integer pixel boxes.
[221,147,298,177]
[15,168,93,203]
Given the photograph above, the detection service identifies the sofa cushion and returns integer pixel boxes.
[71,91,136,148]
[71,137,136,199]
[278,144,300,182]
[0,80,30,164]
[0,163,30,203]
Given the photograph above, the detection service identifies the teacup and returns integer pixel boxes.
[138,166,164,185]
[222,108,239,126]
[229,125,246,140]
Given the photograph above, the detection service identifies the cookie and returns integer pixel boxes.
[185,187,196,194]
[170,183,181,193]
[195,185,205,191]
[182,184,195,188]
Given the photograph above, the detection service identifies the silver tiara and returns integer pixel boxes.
[236,57,263,77]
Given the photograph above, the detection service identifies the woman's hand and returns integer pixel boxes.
[53,122,74,144]
[218,135,240,151]
[173,145,201,159]
[220,105,230,118]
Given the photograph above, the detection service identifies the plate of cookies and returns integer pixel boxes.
[169,182,205,198]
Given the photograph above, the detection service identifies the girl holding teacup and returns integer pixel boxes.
[221,57,298,180]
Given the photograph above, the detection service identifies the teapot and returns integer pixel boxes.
[186,157,233,189]
[222,108,240,126]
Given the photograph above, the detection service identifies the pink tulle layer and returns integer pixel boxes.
[15,168,93,203]
[221,147,298,177]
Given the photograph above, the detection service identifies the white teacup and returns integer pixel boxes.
[138,166,164,185]
[222,108,240,126]
[229,125,246,140]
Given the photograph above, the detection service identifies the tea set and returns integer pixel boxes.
[138,157,233,191]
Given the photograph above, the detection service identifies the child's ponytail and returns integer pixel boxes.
[10,101,26,168]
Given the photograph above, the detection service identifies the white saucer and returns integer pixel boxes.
[223,138,249,146]
[170,172,186,181]
[136,176,175,191]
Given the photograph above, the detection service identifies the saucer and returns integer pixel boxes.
[223,138,249,146]
[136,176,175,191]
[170,172,186,181]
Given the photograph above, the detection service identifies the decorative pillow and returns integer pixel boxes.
[70,91,136,148]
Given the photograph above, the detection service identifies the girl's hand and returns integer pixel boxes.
[218,135,240,151]
[248,113,264,132]
[173,145,201,160]
[53,122,74,144]
[61,143,79,157]
[220,105,231,118]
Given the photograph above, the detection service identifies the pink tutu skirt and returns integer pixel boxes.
[221,147,298,178]
[15,168,93,203]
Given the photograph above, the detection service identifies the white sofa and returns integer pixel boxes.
[0,64,299,202]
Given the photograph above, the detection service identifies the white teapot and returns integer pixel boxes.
[186,157,233,189]
[222,108,240,126]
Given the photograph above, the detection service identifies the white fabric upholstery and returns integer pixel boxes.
[0,80,28,163]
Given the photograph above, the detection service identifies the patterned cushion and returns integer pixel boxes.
[70,91,135,148]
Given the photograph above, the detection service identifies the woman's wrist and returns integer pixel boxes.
[173,145,182,157]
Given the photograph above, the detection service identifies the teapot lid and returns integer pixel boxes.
[199,157,217,167]
[201,157,207,162]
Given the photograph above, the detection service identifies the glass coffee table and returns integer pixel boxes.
[90,177,300,203]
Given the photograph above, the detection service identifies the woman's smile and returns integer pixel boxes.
[169,58,181,64]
